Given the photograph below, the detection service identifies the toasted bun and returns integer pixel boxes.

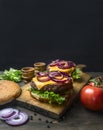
[0,80,21,105]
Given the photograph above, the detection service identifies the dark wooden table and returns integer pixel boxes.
[0,72,103,130]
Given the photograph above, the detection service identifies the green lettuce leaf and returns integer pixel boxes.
[0,68,22,82]
[31,88,65,104]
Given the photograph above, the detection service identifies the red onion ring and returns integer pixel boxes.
[68,61,76,68]
[49,71,71,84]
[57,61,69,69]
[49,71,64,80]
[5,112,29,126]
[0,108,19,121]
[0,108,14,119]
[37,73,50,82]
[37,72,48,76]
[49,59,76,69]
[49,59,60,66]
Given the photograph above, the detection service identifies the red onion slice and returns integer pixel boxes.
[37,72,50,82]
[49,59,76,69]
[37,74,50,82]
[49,71,64,80]
[0,108,14,119]
[5,112,29,126]
[37,72,48,76]
[0,108,19,121]
[68,61,76,68]
[57,61,69,69]
[49,59,60,66]
[49,71,71,84]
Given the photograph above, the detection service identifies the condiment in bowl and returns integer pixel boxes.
[34,62,46,75]
[21,67,34,83]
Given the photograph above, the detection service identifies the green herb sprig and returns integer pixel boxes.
[72,67,81,80]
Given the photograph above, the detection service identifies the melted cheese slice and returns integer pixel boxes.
[32,77,56,90]
[48,65,75,74]
[32,76,69,90]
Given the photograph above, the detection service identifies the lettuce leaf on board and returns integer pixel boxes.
[0,68,22,82]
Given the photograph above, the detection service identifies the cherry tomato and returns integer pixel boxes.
[80,84,103,111]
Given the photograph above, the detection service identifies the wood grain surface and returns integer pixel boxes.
[16,71,90,119]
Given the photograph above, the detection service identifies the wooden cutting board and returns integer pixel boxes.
[16,71,90,119]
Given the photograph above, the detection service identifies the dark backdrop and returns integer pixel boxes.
[0,0,103,71]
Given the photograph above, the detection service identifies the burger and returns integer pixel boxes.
[30,70,74,105]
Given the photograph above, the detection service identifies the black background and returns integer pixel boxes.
[0,0,103,71]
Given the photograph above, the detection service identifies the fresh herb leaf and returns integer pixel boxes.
[0,68,22,82]
[72,67,81,80]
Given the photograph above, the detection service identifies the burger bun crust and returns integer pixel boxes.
[0,80,21,105]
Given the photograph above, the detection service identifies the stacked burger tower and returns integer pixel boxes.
[30,59,80,105]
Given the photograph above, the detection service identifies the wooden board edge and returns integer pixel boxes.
[16,100,61,119]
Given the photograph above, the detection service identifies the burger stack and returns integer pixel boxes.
[30,59,79,105]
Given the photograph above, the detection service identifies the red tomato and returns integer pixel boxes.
[80,84,103,111]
